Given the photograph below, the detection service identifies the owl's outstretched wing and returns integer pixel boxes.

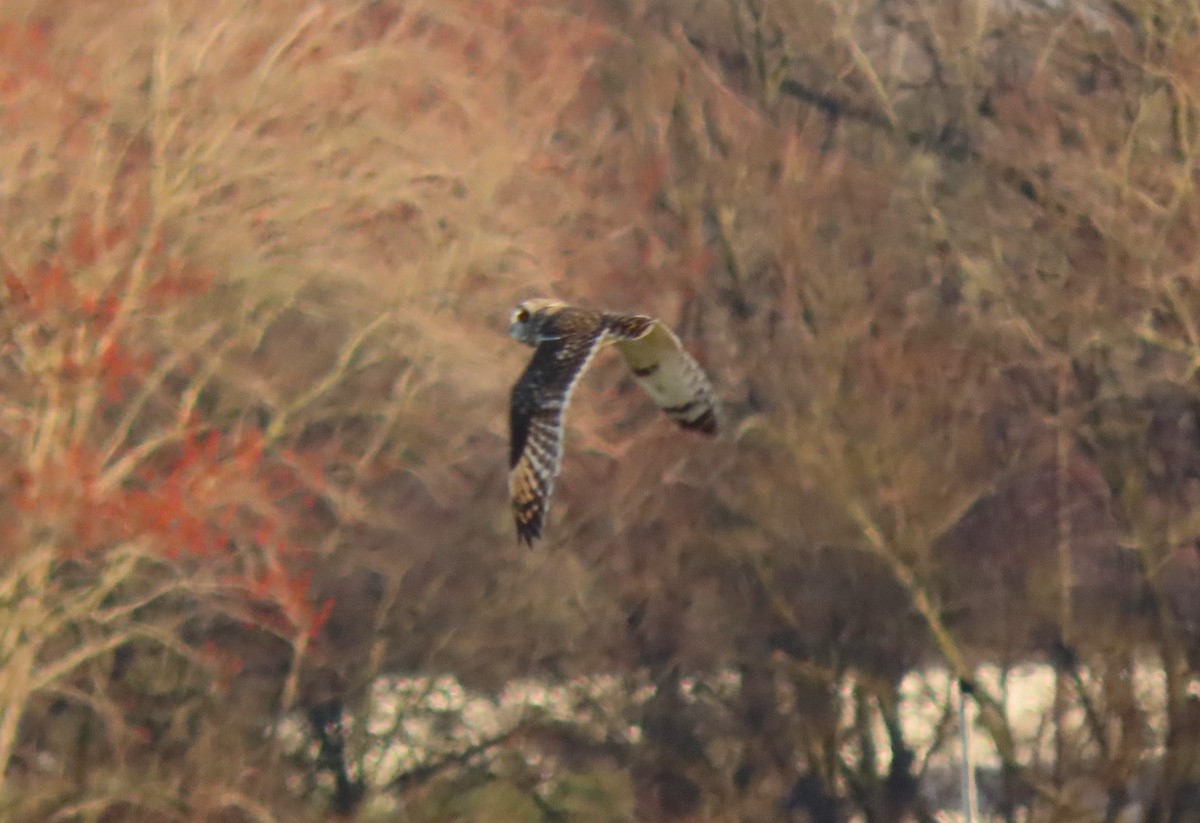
[509,328,607,545]
[610,319,718,435]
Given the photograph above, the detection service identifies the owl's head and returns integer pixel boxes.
[509,298,567,346]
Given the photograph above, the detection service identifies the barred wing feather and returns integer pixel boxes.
[611,321,718,435]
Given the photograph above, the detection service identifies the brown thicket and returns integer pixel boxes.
[2,1,1200,821]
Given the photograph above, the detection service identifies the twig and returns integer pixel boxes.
[387,725,527,792]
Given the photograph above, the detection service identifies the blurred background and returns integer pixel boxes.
[2,0,1199,821]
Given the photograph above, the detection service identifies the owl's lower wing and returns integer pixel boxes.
[509,331,606,545]
[611,320,718,435]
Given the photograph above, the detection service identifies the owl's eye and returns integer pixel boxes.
[515,307,530,323]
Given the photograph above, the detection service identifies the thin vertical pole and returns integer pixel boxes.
[958,678,979,823]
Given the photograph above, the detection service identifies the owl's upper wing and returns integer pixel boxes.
[509,329,607,545]
[610,319,718,435]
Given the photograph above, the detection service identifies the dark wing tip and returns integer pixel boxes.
[512,486,545,547]
[515,518,541,547]
[677,407,718,436]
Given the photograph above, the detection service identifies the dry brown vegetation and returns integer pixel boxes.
[3,0,1200,821]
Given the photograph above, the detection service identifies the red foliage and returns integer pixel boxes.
[0,21,52,101]
[13,425,335,641]
[4,209,333,648]
[0,19,105,150]
[247,560,335,640]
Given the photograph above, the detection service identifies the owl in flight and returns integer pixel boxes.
[507,298,718,545]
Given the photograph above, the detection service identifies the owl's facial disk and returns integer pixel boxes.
[508,299,563,346]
